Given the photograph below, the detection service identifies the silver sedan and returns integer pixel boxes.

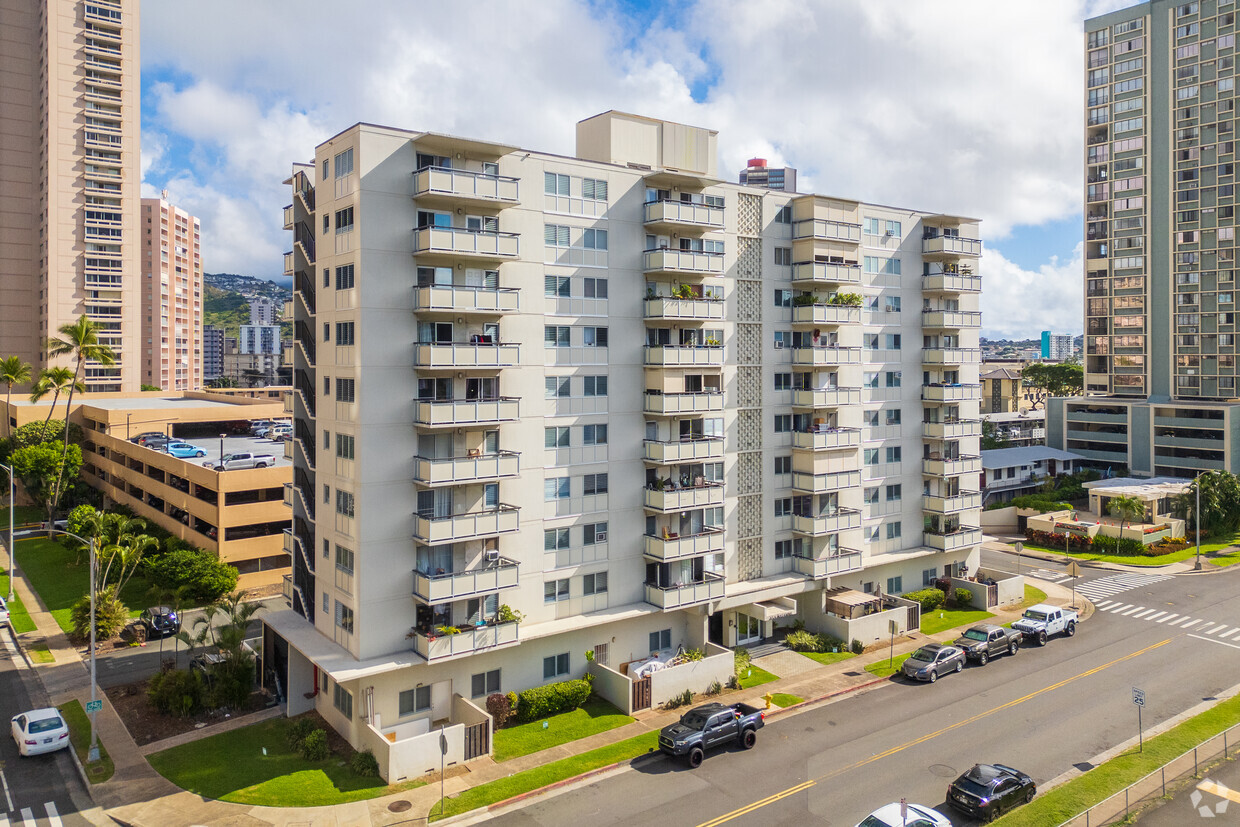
[901,643,966,683]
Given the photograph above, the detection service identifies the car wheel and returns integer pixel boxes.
[688,747,704,768]
[987,805,1000,822]
[1010,641,1019,655]
[1038,631,1047,646]
[741,729,756,749]
[214,465,225,472]
[928,669,937,683]
[954,660,963,673]
[1025,787,1035,804]
[979,651,989,666]
[1065,621,1077,637]
[196,451,205,457]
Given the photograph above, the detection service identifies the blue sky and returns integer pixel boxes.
[138,0,1124,339]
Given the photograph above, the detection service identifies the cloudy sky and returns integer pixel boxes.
[139,0,1134,340]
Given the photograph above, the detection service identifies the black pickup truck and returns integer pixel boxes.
[658,702,766,767]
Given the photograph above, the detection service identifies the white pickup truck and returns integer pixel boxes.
[1011,603,1078,646]
[205,452,275,471]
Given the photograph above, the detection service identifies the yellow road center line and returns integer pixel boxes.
[1197,779,1240,804]
[696,638,1171,827]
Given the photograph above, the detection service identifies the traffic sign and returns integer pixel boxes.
[85,699,103,713]
[1065,561,1082,577]
[1132,687,1145,707]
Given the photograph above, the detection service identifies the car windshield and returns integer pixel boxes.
[28,717,61,733]
[911,647,939,661]
[1023,610,1048,621]
[961,628,989,641]
[679,709,715,730]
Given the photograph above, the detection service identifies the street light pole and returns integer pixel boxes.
[219,433,226,466]
[1195,471,1203,571]
[1,462,13,603]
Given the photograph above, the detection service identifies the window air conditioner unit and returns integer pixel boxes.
[484,548,500,562]
[594,531,607,542]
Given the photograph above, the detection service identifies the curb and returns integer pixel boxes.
[761,675,891,719]
[65,739,95,797]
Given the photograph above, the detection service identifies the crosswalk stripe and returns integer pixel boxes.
[1203,624,1226,635]
[1218,627,1239,638]
[19,808,34,827]
[1132,608,1156,619]
[1147,611,1167,621]
[45,801,63,827]
[1182,619,1204,629]
[1095,600,1115,609]
[1122,606,1144,616]
[0,811,9,827]
[1107,603,1131,613]
[1158,613,1180,623]
[1224,629,1240,640]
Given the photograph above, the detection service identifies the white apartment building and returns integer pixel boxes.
[239,323,280,355]
[263,112,983,778]
[140,197,203,391]
[250,296,278,326]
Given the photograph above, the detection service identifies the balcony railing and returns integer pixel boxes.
[922,235,983,257]
[643,482,726,512]
[414,285,519,315]
[642,529,726,562]
[922,455,983,477]
[791,387,862,408]
[411,557,519,603]
[922,309,982,329]
[921,419,982,439]
[790,345,862,366]
[793,548,864,579]
[922,384,981,402]
[644,345,723,367]
[409,620,519,662]
[412,505,520,544]
[643,392,724,415]
[790,261,863,286]
[643,437,725,464]
[792,219,862,243]
[412,166,520,204]
[922,273,981,294]
[643,200,725,229]
[791,508,863,536]
[921,347,981,365]
[791,470,861,494]
[923,526,983,551]
[642,249,725,276]
[644,573,725,610]
[923,491,983,514]
[413,342,519,369]
[413,397,520,427]
[643,297,725,321]
[791,428,862,451]
[413,451,520,486]
[412,226,519,259]
[791,304,862,325]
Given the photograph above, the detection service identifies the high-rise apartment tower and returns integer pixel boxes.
[140,197,202,390]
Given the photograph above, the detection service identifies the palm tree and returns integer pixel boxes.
[28,367,82,443]
[1107,494,1146,533]
[0,357,32,440]
[45,315,115,514]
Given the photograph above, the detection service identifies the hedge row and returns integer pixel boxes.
[514,675,593,722]
[903,588,946,612]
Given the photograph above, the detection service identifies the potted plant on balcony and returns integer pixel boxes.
[792,294,817,307]
[497,604,524,625]
[705,338,721,347]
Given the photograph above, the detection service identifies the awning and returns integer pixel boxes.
[822,588,883,620]
[743,597,798,622]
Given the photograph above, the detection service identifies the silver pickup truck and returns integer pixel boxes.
[1011,603,1079,646]
[204,452,275,471]
[954,623,1022,664]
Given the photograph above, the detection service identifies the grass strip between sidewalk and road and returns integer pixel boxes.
[1016,531,1240,567]
[865,652,912,679]
[993,692,1240,826]
[768,693,803,708]
[429,731,659,822]
[28,644,54,663]
[492,698,633,762]
[1019,584,1048,608]
[58,699,114,784]
[0,569,36,633]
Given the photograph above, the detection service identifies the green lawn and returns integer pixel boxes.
[795,650,857,667]
[148,717,424,806]
[0,505,43,527]
[1019,584,1048,609]
[28,645,53,664]
[492,698,633,762]
[17,537,159,632]
[429,731,659,822]
[58,699,114,783]
[1209,551,1240,567]
[0,568,36,633]
[738,664,779,689]
[768,693,803,708]
[1018,541,1199,567]
[994,693,1240,826]
[920,607,996,636]
[865,652,912,679]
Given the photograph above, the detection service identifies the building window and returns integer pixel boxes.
[774,247,792,266]
[583,277,608,298]
[774,372,791,391]
[335,545,354,574]
[774,497,792,517]
[399,685,431,715]
[774,414,792,433]
[334,601,354,633]
[544,477,570,500]
[582,424,608,445]
[544,224,571,246]
[886,522,902,540]
[336,433,355,460]
[543,653,570,679]
[333,683,353,718]
[774,456,792,475]
[544,579,570,604]
[583,326,608,347]
[775,289,792,307]
[885,484,902,502]
[775,539,793,559]
[775,205,792,224]
[545,427,570,448]
[582,178,608,201]
[773,331,790,349]
[583,473,608,495]
[471,670,501,699]
[650,629,672,652]
[336,490,355,518]
[582,229,608,250]
[334,207,354,234]
[544,173,570,196]
[583,375,608,396]
[886,575,903,594]
[334,148,354,178]
[336,378,355,402]
[545,377,570,397]
[923,568,937,587]
[583,521,607,544]
[544,528,570,550]
[545,275,570,297]
[583,571,608,595]
[336,265,354,289]
[885,371,901,387]
[545,326,570,347]
[336,322,355,345]
[885,446,902,463]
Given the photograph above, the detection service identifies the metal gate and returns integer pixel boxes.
[632,676,652,711]
[905,602,920,631]
[463,720,490,760]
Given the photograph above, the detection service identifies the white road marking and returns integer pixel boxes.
[19,808,34,827]
[1106,603,1131,613]
[1181,619,1205,629]
[0,629,27,670]
[45,801,62,827]
[1132,608,1156,619]
[1202,624,1226,635]
[0,769,12,811]
[1158,613,1180,623]
[1216,627,1239,638]
[1095,600,1115,609]
[1146,611,1167,622]
[1122,606,1144,616]
[1189,634,1240,650]
[0,811,8,827]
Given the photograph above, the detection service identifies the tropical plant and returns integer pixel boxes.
[139,384,161,392]
[1175,470,1240,536]
[190,590,262,709]
[28,367,82,444]
[0,356,32,440]
[980,420,1010,451]
[97,533,159,595]
[69,585,129,640]
[9,442,82,527]
[45,315,116,514]
[1022,362,1084,409]
[1106,494,1146,532]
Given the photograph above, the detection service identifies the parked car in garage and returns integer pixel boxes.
[947,763,1036,821]
[900,643,965,683]
[130,431,165,445]
[10,708,70,756]
[164,442,207,458]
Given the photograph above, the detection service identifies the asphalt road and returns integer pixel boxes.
[0,628,93,826]
[496,564,1240,827]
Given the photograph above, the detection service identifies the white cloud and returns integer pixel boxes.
[980,243,1084,341]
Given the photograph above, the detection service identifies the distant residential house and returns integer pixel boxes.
[981,446,1086,505]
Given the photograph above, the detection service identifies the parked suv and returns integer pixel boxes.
[139,606,181,638]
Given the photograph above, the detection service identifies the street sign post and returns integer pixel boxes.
[1065,560,1082,608]
[888,619,898,667]
[1014,541,1023,574]
[85,699,102,714]
[1133,687,1145,751]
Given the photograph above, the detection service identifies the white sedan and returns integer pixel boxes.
[856,802,953,827]
[11,708,70,756]
[0,595,9,626]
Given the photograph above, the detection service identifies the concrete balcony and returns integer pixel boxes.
[922,491,983,514]
[411,557,519,603]
[643,483,726,513]
[411,166,519,207]
[642,249,725,277]
[790,261,863,286]
[643,200,725,230]
[921,347,982,365]
[412,505,520,544]
[412,226,519,260]
[644,573,725,610]
[921,419,982,439]
[791,470,862,494]
[922,309,982,329]
[643,297,725,321]
[413,397,520,427]
[413,285,519,315]
[790,346,862,367]
[413,451,520,486]
[792,508,863,536]
[413,342,519,369]
[643,529,726,562]
[922,455,983,477]
[793,548,864,579]
[644,345,723,367]
[922,384,981,402]
[923,526,983,551]
[283,252,294,275]
[283,204,294,230]
[792,219,862,243]
[791,428,862,451]
[644,437,725,464]
[409,620,519,662]
[791,304,862,326]
[791,387,862,408]
[922,235,982,257]
[922,273,981,294]
[643,392,724,415]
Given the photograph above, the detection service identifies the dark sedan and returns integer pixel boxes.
[947,763,1036,821]
[139,606,181,637]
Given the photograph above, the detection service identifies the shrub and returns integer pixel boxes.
[1025,528,1093,551]
[850,639,864,655]
[706,680,723,696]
[726,674,741,690]
[207,657,254,710]
[903,588,946,612]
[486,692,514,729]
[298,728,330,761]
[515,676,593,722]
[286,716,316,749]
[954,588,974,609]
[784,631,846,653]
[350,749,380,777]
[734,647,751,674]
[505,690,519,717]
[144,548,239,603]
[663,689,693,710]
[70,587,129,641]
[681,648,705,661]
[148,669,205,717]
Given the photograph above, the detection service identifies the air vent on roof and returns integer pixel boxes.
[627,162,652,171]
